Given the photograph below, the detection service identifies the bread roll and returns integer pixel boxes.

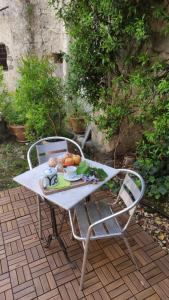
[48,158,57,167]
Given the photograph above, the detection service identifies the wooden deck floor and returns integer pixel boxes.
[0,187,169,300]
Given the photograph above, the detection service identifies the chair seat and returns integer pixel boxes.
[74,201,122,240]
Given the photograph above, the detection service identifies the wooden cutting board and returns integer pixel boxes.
[40,178,90,195]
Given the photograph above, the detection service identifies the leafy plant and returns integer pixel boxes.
[0,68,25,125]
[104,179,120,194]
[26,3,34,16]
[77,160,108,181]
[96,103,128,139]
[67,98,88,119]
[50,0,169,203]
[15,56,65,140]
[0,67,9,118]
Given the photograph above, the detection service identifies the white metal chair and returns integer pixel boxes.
[27,136,85,240]
[69,169,145,290]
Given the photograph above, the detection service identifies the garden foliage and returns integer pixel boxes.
[0,67,10,118]
[50,0,169,202]
[0,67,25,124]
[15,56,65,140]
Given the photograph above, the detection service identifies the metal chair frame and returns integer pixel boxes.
[27,136,85,239]
[69,169,145,290]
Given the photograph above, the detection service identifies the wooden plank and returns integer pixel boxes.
[75,203,90,238]
[36,141,67,164]
[124,174,141,200]
[119,187,135,215]
[36,141,68,154]
[98,202,121,234]
[153,283,169,300]
[86,202,107,236]
[1,186,169,300]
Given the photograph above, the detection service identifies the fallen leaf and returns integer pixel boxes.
[158,233,165,241]
[155,217,162,225]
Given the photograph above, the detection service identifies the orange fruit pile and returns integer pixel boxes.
[61,152,81,166]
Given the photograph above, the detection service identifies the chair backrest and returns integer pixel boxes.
[117,169,145,217]
[36,140,68,164]
[27,136,85,169]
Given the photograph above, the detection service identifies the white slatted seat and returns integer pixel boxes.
[69,169,145,290]
[27,136,85,239]
[75,201,121,239]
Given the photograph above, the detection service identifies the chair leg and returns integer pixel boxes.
[123,236,139,270]
[37,195,42,239]
[80,239,90,290]
[70,209,76,240]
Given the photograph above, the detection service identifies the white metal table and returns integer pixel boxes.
[14,159,119,260]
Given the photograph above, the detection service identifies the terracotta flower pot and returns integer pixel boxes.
[8,125,27,143]
[69,117,86,134]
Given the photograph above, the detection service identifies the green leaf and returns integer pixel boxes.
[76,160,90,175]
[76,160,108,181]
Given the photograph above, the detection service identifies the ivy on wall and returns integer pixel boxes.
[50,0,169,202]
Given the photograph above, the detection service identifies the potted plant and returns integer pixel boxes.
[69,111,86,134]
[0,67,8,139]
[0,68,27,142]
[7,116,27,143]
[14,55,65,141]
[1,96,27,142]
[67,97,88,134]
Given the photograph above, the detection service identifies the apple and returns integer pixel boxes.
[73,155,81,165]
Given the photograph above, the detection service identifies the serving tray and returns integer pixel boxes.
[40,178,90,195]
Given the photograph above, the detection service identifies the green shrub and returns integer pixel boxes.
[50,0,169,203]
[135,73,169,201]
[15,56,65,141]
[0,67,9,119]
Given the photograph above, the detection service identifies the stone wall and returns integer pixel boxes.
[0,0,31,90]
[29,0,68,78]
[0,0,68,90]
[91,120,142,158]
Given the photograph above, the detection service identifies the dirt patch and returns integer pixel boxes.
[135,205,169,253]
[0,139,29,190]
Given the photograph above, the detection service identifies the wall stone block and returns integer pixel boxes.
[0,0,68,90]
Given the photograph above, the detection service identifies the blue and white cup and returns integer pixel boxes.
[65,166,77,179]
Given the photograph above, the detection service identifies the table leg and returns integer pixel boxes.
[37,195,42,239]
[86,195,91,202]
[46,206,70,263]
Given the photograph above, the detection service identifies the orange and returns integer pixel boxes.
[64,157,74,166]
[73,155,81,165]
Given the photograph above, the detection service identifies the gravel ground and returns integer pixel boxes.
[135,205,169,253]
